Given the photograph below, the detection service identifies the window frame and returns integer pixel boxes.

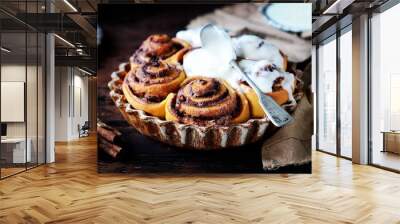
[367,0,400,173]
[315,23,353,161]
[0,0,47,180]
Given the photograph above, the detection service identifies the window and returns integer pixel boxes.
[339,28,352,158]
[317,37,337,154]
[316,26,353,159]
[0,2,46,179]
[370,3,400,171]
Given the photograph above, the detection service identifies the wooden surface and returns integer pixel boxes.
[98,82,310,173]
[0,167,25,178]
[1,135,400,223]
[97,4,310,173]
[382,132,400,154]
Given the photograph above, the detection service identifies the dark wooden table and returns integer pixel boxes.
[381,131,400,154]
[97,4,311,173]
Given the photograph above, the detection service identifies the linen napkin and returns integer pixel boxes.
[261,96,313,170]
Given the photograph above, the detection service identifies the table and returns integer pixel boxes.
[1,138,31,164]
[381,131,400,154]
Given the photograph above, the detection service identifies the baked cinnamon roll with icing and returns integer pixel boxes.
[165,77,250,126]
[233,35,288,71]
[238,60,296,118]
[122,60,186,118]
[130,34,191,68]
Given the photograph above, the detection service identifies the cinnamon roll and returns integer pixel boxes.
[165,77,250,126]
[130,34,191,68]
[122,60,186,118]
[233,35,288,71]
[241,84,289,118]
[238,60,296,118]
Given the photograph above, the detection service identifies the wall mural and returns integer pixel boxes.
[97,3,313,173]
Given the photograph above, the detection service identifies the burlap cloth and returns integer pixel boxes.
[187,3,311,63]
[186,3,313,171]
[262,96,312,170]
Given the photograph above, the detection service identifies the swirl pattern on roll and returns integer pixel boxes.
[125,61,184,102]
[130,34,190,66]
[166,77,250,126]
[122,60,186,118]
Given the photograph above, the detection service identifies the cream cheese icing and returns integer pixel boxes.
[177,28,285,69]
[176,27,202,48]
[182,48,242,90]
[232,35,284,69]
[179,28,295,102]
[183,49,296,102]
[238,60,296,103]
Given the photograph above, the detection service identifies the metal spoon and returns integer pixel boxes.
[200,24,293,127]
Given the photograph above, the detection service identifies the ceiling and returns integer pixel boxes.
[0,0,99,73]
[311,0,391,43]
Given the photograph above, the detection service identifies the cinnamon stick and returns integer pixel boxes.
[97,126,118,143]
[97,120,125,159]
[98,136,122,158]
[97,121,123,145]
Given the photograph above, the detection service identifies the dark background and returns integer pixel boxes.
[97,4,311,173]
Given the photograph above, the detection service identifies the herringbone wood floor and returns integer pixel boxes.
[0,135,400,224]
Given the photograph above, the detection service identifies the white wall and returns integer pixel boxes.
[72,73,89,138]
[54,66,69,141]
[54,66,89,141]
[1,65,26,139]
[1,64,46,164]
[1,65,41,138]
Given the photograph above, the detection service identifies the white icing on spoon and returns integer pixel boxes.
[176,27,202,48]
[199,24,293,127]
[183,48,242,89]
[200,24,237,65]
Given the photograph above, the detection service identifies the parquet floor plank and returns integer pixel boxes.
[0,135,400,223]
